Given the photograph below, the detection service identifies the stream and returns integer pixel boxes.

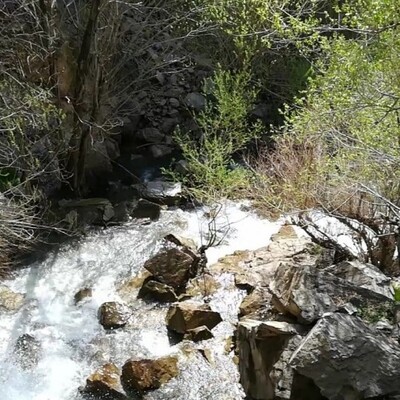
[0,202,282,400]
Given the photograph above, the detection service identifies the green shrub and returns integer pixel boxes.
[167,68,262,202]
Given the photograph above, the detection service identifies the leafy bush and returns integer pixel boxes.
[168,68,262,202]
[251,0,400,272]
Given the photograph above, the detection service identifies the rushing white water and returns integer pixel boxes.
[0,201,282,400]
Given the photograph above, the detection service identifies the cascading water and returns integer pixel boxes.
[0,202,281,400]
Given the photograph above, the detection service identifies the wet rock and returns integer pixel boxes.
[14,334,41,370]
[130,198,161,220]
[0,284,24,312]
[117,270,153,302]
[121,356,179,393]
[84,363,127,399]
[184,325,213,342]
[166,303,222,334]
[74,288,92,305]
[290,313,400,399]
[269,262,393,324]
[140,180,182,202]
[98,302,130,330]
[324,260,393,299]
[144,247,198,291]
[138,280,178,303]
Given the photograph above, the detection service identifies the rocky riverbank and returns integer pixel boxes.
[1,207,400,400]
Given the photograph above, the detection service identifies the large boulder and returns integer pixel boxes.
[144,247,199,291]
[324,260,393,299]
[269,262,393,324]
[121,356,179,393]
[98,302,130,330]
[13,334,41,370]
[290,313,400,399]
[0,285,24,312]
[166,303,222,334]
[236,319,306,400]
[84,363,127,399]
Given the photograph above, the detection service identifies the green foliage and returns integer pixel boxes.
[168,68,262,202]
[358,302,394,324]
[393,283,400,302]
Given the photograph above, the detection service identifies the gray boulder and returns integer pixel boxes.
[269,263,393,324]
[324,260,393,299]
[290,313,400,399]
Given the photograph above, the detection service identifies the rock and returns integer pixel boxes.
[184,325,213,342]
[0,284,24,312]
[160,118,178,135]
[138,280,178,303]
[135,180,182,205]
[105,138,120,160]
[239,288,272,318]
[164,234,197,252]
[173,159,190,176]
[74,288,92,305]
[166,303,222,334]
[184,92,206,111]
[169,98,180,108]
[324,260,393,299]
[84,363,127,399]
[121,356,179,393]
[144,247,198,291]
[185,274,221,298]
[130,198,162,220]
[290,313,400,399]
[84,141,113,190]
[236,318,305,400]
[98,302,130,330]
[58,198,114,226]
[137,127,165,143]
[14,334,41,370]
[150,144,174,158]
[117,270,153,302]
[269,262,393,324]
